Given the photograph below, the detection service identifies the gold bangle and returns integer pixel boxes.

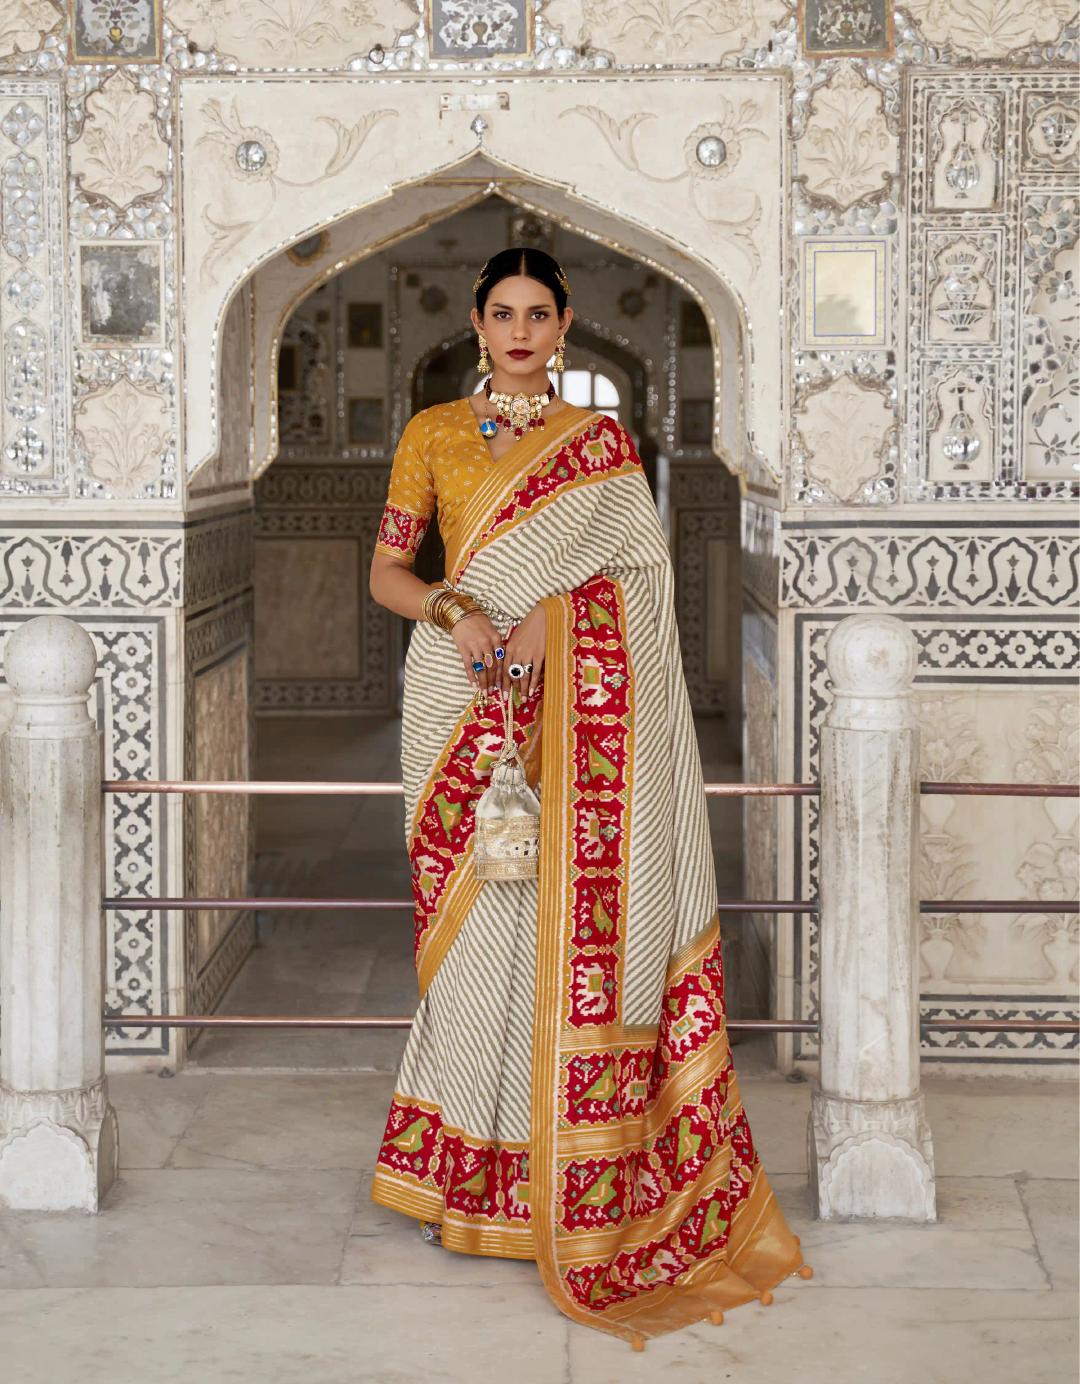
[422,588,482,633]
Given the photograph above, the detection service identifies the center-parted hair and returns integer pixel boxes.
[473,247,570,315]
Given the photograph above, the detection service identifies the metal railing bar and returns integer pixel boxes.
[102,897,820,912]
[100,1014,1079,1033]
[920,781,1078,797]
[921,1019,1079,1034]
[100,778,1079,798]
[101,896,1076,914]
[921,901,1078,914]
[102,780,407,795]
[100,779,821,797]
[103,897,415,911]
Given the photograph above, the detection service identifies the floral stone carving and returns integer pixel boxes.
[794,374,894,502]
[75,378,171,497]
[71,72,168,209]
[166,0,418,67]
[797,63,895,208]
[543,0,789,65]
[904,0,1076,59]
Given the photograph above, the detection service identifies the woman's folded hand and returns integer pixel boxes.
[504,603,546,699]
[451,603,547,701]
[451,611,507,698]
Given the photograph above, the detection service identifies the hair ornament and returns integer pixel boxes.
[555,264,572,296]
[472,266,488,293]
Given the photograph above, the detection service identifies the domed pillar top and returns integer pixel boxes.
[3,615,98,737]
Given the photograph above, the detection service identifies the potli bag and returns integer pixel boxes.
[473,687,540,880]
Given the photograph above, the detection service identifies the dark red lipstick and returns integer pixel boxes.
[507,349,533,358]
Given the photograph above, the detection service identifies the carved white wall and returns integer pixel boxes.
[0,0,1074,1074]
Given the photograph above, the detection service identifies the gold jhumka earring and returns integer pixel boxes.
[553,335,566,372]
[476,332,491,374]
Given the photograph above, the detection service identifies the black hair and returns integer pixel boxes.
[474,246,569,316]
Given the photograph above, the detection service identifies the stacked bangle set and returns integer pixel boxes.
[420,583,485,633]
[420,582,530,681]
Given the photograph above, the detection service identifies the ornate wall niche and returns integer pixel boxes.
[1020,89,1080,173]
[924,229,1002,347]
[926,93,1004,214]
[250,208,732,715]
[923,360,997,484]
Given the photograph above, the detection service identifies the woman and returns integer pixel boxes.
[367,247,809,1347]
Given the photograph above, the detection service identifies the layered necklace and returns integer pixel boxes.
[479,378,556,440]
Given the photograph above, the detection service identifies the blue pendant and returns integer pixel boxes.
[479,418,498,438]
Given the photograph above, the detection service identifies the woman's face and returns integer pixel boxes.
[470,274,572,378]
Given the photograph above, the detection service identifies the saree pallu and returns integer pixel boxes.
[372,409,802,1342]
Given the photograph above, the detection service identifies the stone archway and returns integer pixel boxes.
[179,72,787,488]
[180,80,787,1040]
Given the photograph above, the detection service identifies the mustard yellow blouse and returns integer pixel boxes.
[373,399,495,566]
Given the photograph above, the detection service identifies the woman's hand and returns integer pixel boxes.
[450,612,508,698]
[449,603,546,700]
[504,603,546,699]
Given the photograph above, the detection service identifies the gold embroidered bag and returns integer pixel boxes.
[473,687,540,880]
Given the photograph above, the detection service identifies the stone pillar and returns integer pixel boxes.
[808,613,936,1222]
[0,615,118,1211]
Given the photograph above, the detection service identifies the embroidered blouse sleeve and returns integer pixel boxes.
[374,413,435,563]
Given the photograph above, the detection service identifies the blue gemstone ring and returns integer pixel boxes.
[471,659,485,672]
[494,647,504,659]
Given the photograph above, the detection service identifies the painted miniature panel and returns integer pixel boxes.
[70,0,162,61]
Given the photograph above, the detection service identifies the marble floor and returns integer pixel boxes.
[0,1071,1075,1383]
[3,713,1074,1382]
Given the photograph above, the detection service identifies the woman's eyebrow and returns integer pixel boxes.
[490,301,551,309]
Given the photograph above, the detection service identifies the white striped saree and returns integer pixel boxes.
[371,406,802,1342]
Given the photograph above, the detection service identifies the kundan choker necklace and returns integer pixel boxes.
[481,378,556,439]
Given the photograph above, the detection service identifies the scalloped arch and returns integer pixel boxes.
[178,72,786,486]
